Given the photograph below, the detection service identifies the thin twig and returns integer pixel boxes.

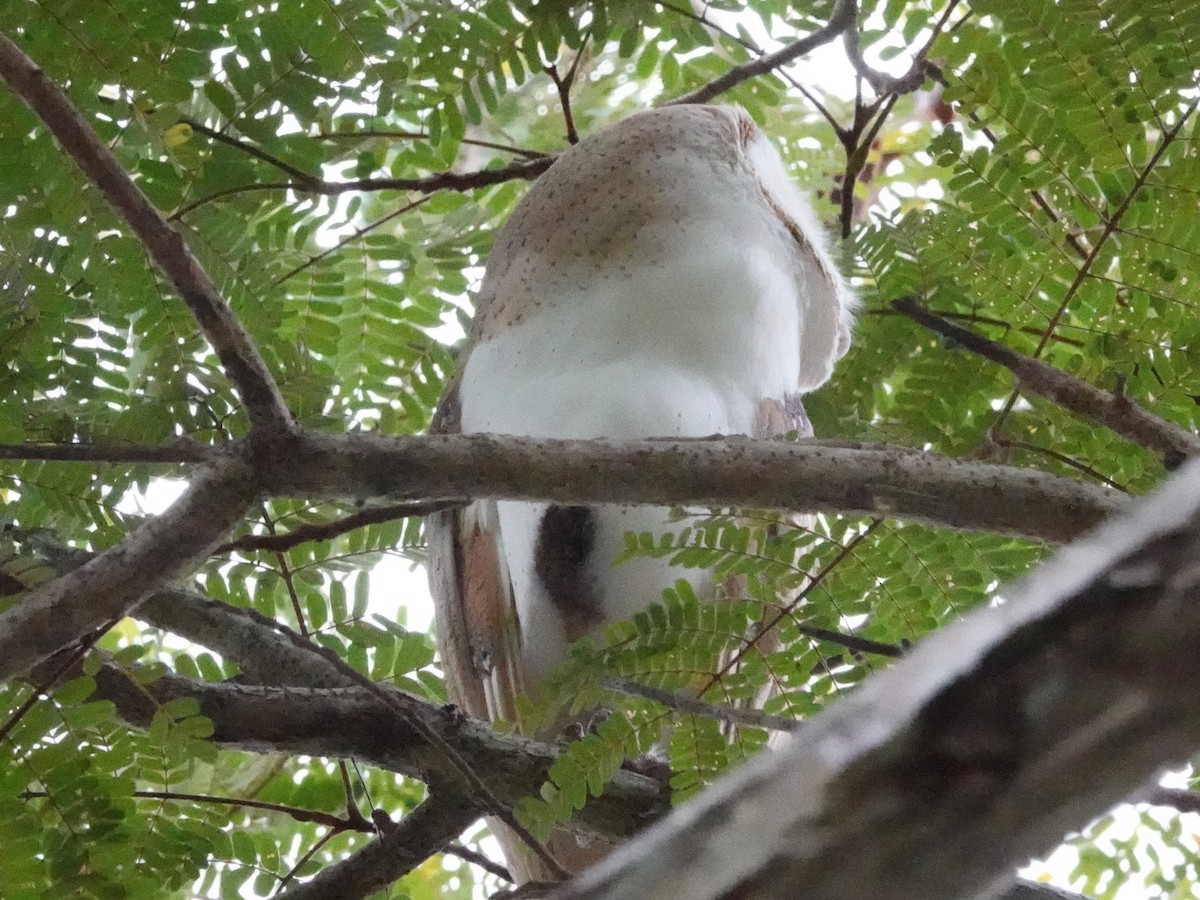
[545,40,586,145]
[0,439,224,464]
[604,676,799,732]
[258,504,310,637]
[990,98,1200,434]
[792,620,903,658]
[272,196,430,286]
[444,842,514,882]
[894,297,1200,467]
[990,438,1131,492]
[180,116,318,184]
[279,827,341,889]
[867,306,1085,348]
[316,129,547,159]
[0,619,116,743]
[21,788,375,831]
[214,499,465,555]
[666,0,857,105]
[698,523,882,696]
[170,155,555,220]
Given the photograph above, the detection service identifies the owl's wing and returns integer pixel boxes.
[427,375,611,882]
[427,373,527,726]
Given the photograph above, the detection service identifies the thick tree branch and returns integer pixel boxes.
[0,32,294,436]
[997,884,1090,900]
[260,431,1124,544]
[894,297,1200,467]
[138,586,362,688]
[86,664,670,842]
[0,458,259,680]
[666,0,857,105]
[4,531,354,690]
[276,795,479,900]
[2,431,1121,543]
[553,455,1200,900]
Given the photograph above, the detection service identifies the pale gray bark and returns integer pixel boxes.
[275,797,479,900]
[551,456,1200,900]
[263,431,1123,544]
[894,297,1200,466]
[86,663,668,841]
[0,459,259,680]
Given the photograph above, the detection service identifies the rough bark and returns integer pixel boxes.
[260,430,1124,544]
[0,459,259,680]
[551,456,1200,900]
[87,663,669,842]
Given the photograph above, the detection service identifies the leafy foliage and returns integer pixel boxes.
[2,0,1199,897]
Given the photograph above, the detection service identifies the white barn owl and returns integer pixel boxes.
[426,104,855,881]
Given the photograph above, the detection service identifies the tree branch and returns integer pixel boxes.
[276,795,478,900]
[213,499,464,555]
[666,0,857,105]
[171,156,555,219]
[0,439,226,465]
[445,842,513,882]
[893,297,1200,468]
[84,663,670,843]
[259,431,1124,545]
[6,530,365,690]
[0,32,294,436]
[1136,785,1200,815]
[603,676,799,733]
[0,458,259,680]
[840,4,944,96]
[552,455,1200,900]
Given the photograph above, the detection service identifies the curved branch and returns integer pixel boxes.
[0,457,259,680]
[0,33,294,436]
[261,432,1126,544]
[172,155,555,219]
[666,0,857,105]
[276,796,478,900]
[85,664,670,842]
[894,297,1200,467]
[841,14,937,96]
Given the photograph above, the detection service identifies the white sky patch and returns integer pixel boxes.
[114,477,189,515]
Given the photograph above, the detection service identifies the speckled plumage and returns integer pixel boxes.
[426,104,855,882]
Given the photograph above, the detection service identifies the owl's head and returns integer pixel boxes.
[720,104,858,389]
[475,104,856,391]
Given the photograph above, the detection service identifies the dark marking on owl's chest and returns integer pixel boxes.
[535,505,605,640]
